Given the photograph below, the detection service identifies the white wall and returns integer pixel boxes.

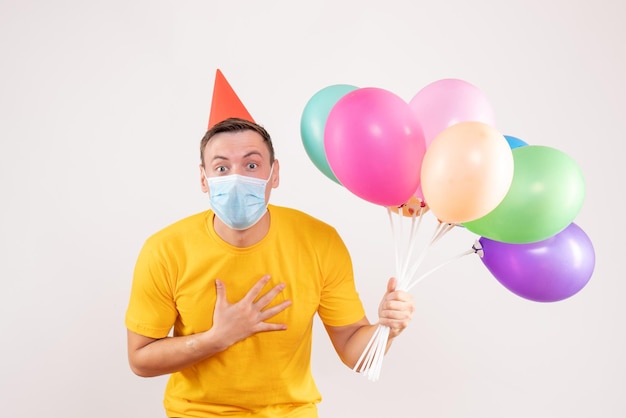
[1,0,624,417]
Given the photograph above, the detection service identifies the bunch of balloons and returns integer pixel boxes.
[300,78,595,304]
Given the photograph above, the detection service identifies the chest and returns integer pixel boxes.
[171,245,323,336]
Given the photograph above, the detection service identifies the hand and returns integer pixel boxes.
[378,277,414,339]
[210,275,292,349]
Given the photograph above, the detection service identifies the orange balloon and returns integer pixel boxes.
[420,121,514,223]
[387,195,429,217]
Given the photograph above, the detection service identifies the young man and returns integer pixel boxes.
[125,118,414,417]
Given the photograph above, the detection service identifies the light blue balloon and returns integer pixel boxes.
[504,135,528,149]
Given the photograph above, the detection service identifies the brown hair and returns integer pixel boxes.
[200,118,275,167]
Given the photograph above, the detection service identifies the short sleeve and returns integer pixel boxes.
[125,239,178,338]
[317,230,366,327]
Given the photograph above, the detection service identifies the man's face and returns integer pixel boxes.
[200,129,279,201]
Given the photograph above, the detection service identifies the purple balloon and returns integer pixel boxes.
[478,223,595,302]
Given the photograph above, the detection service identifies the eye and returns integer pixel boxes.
[247,163,258,170]
[216,166,227,173]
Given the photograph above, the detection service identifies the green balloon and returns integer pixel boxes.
[463,145,585,243]
[300,84,358,184]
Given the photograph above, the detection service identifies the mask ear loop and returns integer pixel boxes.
[202,167,211,195]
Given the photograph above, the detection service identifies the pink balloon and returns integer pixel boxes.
[409,79,496,147]
[414,184,425,203]
[324,87,426,206]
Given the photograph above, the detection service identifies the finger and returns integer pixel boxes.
[215,279,226,307]
[381,317,411,329]
[382,289,414,307]
[258,299,292,321]
[380,305,413,319]
[255,282,287,308]
[386,277,397,293]
[243,275,271,303]
[255,321,289,333]
[387,290,414,304]
[395,290,414,301]
[386,321,411,338]
[381,298,415,315]
[379,311,412,330]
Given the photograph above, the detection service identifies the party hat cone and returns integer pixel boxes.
[207,69,254,129]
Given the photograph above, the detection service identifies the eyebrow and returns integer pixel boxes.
[211,151,263,162]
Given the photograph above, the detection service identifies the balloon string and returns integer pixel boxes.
[406,206,425,255]
[432,221,456,244]
[367,325,390,381]
[365,208,412,381]
[358,214,469,382]
[398,206,427,288]
[354,324,391,381]
[402,221,455,288]
[360,215,443,381]
[389,208,409,289]
[353,324,382,373]
[405,248,475,292]
[386,207,402,283]
[357,215,468,382]
[359,207,427,382]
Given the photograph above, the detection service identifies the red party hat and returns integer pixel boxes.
[207,69,254,129]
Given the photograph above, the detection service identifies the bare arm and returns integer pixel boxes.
[127,328,227,377]
[325,277,414,370]
[127,275,291,377]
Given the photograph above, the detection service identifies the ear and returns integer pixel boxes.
[200,164,209,193]
[271,159,280,189]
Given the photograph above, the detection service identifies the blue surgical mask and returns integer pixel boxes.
[205,166,273,230]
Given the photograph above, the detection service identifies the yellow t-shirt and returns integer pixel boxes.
[125,205,366,417]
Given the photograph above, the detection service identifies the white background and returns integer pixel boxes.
[1,1,624,417]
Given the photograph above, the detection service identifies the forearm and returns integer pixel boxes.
[128,328,227,377]
[326,278,414,371]
[349,324,397,371]
[328,321,395,370]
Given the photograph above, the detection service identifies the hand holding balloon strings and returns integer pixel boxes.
[353,208,476,381]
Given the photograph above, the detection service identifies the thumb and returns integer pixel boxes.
[386,277,397,293]
[215,279,227,306]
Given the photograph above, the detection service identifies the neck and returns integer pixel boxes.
[213,212,271,247]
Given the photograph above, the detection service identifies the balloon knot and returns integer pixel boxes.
[472,240,484,258]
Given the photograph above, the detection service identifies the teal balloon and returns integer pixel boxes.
[463,145,585,243]
[300,84,358,184]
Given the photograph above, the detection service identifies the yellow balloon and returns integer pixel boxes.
[420,121,514,223]
[387,195,429,217]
